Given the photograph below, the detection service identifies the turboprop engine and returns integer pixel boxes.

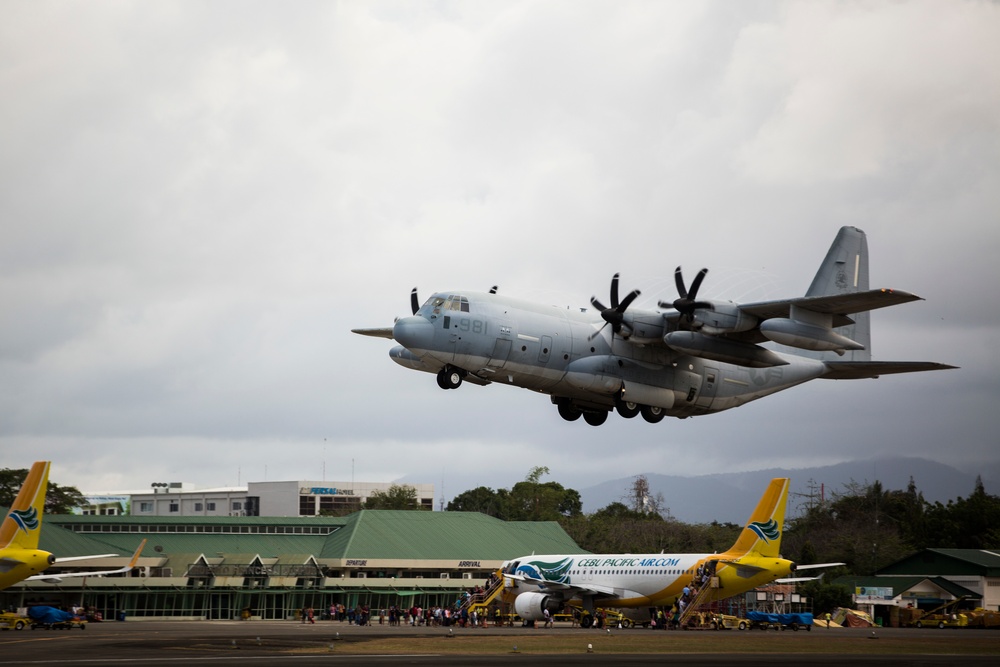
[513,592,562,621]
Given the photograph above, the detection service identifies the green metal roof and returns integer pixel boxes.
[834,575,981,600]
[40,510,585,564]
[323,510,586,560]
[878,548,1000,577]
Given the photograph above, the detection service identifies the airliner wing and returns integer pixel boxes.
[506,572,617,597]
[25,539,146,582]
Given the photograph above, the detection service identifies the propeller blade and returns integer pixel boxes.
[587,320,610,341]
[688,268,708,300]
[610,273,620,309]
[489,285,498,294]
[672,267,710,317]
[617,289,640,313]
[591,296,608,312]
[410,288,419,315]
[674,267,688,299]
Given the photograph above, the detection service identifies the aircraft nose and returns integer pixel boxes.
[393,316,434,351]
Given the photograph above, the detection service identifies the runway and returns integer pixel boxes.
[1,620,998,666]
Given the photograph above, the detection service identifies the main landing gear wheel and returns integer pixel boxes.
[640,405,664,423]
[614,395,641,419]
[436,368,463,390]
[583,410,608,426]
[557,402,582,422]
[580,615,593,629]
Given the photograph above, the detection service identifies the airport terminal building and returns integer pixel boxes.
[1,510,585,621]
[84,480,437,518]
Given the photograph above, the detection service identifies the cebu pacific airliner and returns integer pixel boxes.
[502,478,816,626]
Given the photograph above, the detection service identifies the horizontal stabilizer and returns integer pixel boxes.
[823,361,958,380]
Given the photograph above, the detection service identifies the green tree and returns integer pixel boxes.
[0,467,86,514]
[446,486,512,517]
[362,484,426,510]
[507,467,582,521]
[798,579,853,615]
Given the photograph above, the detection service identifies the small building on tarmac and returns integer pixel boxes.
[1,510,586,621]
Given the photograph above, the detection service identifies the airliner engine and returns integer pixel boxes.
[513,592,562,621]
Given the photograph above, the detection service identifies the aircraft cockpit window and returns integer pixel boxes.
[419,297,446,317]
[444,296,470,312]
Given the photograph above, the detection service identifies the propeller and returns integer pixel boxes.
[589,273,640,341]
[659,267,712,321]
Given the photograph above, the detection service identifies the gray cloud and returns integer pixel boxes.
[1,1,997,504]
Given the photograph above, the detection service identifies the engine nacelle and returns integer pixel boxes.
[513,592,562,622]
[692,301,758,336]
[664,331,788,368]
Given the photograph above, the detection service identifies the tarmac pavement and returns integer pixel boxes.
[1,619,997,667]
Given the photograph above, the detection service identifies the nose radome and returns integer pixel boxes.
[393,316,434,351]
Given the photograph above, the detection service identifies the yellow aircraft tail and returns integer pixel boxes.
[0,461,50,551]
[724,477,789,559]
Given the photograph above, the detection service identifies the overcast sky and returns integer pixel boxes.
[2,1,998,508]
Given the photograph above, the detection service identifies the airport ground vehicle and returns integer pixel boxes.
[746,611,813,631]
[0,611,30,630]
[708,613,749,630]
[27,606,87,630]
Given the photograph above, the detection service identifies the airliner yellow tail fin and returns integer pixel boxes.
[0,461,50,551]
[725,478,789,559]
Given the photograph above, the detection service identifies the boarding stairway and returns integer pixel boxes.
[457,570,505,615]
[676,575,719,627]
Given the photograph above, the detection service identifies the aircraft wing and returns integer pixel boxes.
[506,573,617,597]
[25,539,146,582]
[351,327,394,339]
[822,361,957,379]
[739,288,924,323]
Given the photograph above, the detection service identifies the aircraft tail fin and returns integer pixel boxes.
[804,226,871,361]
[725,478,789,559]
[0,461,50,551]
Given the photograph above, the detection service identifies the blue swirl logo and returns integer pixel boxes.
[748,519,780,544]
[516,557,573,584]
[11,507,39,533]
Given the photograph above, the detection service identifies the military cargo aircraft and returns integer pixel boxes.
[354,227,954,425]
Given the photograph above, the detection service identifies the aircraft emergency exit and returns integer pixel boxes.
[354,227,954,425]
[501,478,829,625]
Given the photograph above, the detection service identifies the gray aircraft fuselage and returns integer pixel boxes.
[390,290,823,421]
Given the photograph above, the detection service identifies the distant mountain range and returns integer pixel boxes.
[579,457,998,524]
